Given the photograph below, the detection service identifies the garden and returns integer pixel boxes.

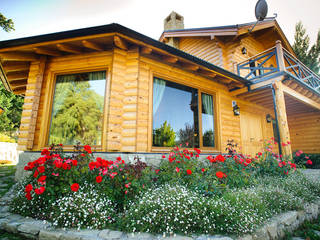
[7,139,320,238]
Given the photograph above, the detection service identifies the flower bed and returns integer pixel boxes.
[8,141,320,237]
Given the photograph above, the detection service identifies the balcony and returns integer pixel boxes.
[237,41,320,94]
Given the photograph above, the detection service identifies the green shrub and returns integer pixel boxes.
[294,151,320,169]
[49,182,116,229]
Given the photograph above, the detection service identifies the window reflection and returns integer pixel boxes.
[202,93,215,147]
[152,78,199,148]
[48,71,106,146]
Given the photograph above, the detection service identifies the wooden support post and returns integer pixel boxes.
[275,40,286,72]
[272,81,292,157]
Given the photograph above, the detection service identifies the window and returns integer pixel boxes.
[48,71,106,146]
[152,77,215,148]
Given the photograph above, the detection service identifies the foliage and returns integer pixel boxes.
[49,182,116,229]
[294,151,320,169]
[293,21,320,73]
[122,184,213,235]
[177,123,196,147]
[8,141,320,235]
[0,133,16,143]
[0,83,24,137]
[0,13,14,32]
[153,121,176,147]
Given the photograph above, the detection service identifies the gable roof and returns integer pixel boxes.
[0,23,249,95]
[160,19,295,55]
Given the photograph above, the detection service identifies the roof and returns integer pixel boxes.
[0,23,249,94]
[160,19,295,55]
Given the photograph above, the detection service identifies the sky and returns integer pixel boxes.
[0,0,319,45]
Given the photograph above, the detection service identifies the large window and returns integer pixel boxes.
[152,77,215,148]
[48,71,106,146]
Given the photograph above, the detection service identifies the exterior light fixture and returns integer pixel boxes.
[241,47,247,55]
[0,107,4,115]
[266,114,272,123]
[232,101,240,116]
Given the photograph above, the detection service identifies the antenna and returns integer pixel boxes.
[249,0,277,33]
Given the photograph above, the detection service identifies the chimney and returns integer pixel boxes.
[164,11,184,31]
[163,11,184,48]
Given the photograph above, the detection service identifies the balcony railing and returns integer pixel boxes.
[237,42,320,93]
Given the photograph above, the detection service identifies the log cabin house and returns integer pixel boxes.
[0,12,319,174]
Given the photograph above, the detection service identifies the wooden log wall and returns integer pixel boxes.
[288,111,320,154]
[19,47,275,154]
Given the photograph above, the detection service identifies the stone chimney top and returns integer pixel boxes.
[164,11,184,31]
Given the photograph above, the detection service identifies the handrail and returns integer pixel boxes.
[237,46,276,66]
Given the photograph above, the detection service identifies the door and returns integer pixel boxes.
[240,112,264,156]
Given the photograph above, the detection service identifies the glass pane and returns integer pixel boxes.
[152,78,199,148]
[201,93,215,147]
[48,71,106,146]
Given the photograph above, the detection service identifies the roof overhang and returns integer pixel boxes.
[0,23,249,96]
[160,20,295,55]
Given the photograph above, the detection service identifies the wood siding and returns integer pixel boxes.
[179,37,223,67]
[288,112,320,154]
[17,47,283,154]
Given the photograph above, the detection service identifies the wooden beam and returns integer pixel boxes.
[162,55,178,63]
[228,81,244,89]
[114,36,128,50]
[56,43,82,54]
[198,69,217,78]
[82,40,104,51]
[2,62,29,73]
[230,87,249,96]
[282,84,320,111]
[141,47,152,55]
[181,62,199,71]
[13,86,26,95]
[7,72,28,81]
[272,81,292,157]
[33,47,62,56]
[10,79,28,89]
[0,52,39,62]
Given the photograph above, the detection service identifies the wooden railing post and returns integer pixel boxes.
[275,40,286,72]
[272,81,292,158]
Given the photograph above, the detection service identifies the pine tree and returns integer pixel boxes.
[293,21,320,74]
[0,13,14,32]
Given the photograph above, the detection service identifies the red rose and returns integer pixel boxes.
[25,184,33,193]
[41,149,50,156]
[194,148,201,155]
[96,175,102,183]
[207,156,216,163]
[186,169,192,175]
[175,167,180,173]
[24,166,30,171]
[33,170,39,178]
[201,168,205,172]
[25,192,32,200]
[306,160,313,165]
[216,171,225,179]
[72,160,78,166]
[37,166,45,173]
[162,155,166,159]
[83,145,92,154]
[38,175,47,183]
[70,183,79,192]
[89,162,96,170]
[62,163,71,170]
[34,187,45,195]
[81,153,85,157]
[215,155,225,162]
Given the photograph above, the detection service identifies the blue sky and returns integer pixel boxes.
[1,0,319,45]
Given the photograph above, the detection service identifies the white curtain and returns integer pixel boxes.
[202,93,213,115]
[153,78,166,116]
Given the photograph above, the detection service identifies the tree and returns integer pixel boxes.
[293,21,320,73]
[177,123,197,147]
[153,121,176,147]
[0,13,14,32]
[0,83,24,138]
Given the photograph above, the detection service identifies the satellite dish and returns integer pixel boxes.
[255,0,268,21]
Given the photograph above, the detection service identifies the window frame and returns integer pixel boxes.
[40,67,109,151]
[150,74,219,152]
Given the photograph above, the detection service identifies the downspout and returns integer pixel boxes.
[271,85,282,156]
